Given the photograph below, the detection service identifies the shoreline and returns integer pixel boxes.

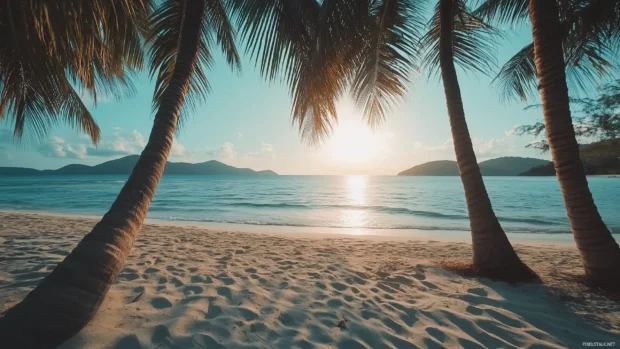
[0,208,586,245]
[1,211,619,348]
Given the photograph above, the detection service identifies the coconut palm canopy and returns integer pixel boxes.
[0,0,151,143]
[476,0,620,102]
[231,0,423,144]
[1,1,620,348]
[2,0,617,153]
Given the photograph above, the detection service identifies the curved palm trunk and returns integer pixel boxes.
[0,1,207,347]
[528,0,620,288]
[438,0,532,278]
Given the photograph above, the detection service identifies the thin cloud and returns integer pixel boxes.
[36,128,148,159]
[219,142,237,160]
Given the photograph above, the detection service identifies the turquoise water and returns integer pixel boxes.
[1,175,619,236]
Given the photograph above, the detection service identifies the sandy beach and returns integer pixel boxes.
[0,211,618,348]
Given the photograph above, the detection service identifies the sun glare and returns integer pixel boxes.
[341,175,368,234]
[347,175,367,206]
[326,119,386,165]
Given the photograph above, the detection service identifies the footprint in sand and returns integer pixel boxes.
[112,334,140,349]
[216,286,233,301]
[331,282,348,291]
[183,285,204,296]
[426,327,447,342]
[216,273,235,285]
[467,287,488,296]
[237,307,259,321]
[206,303,223,319]
[327,298,343,308]
[118,272,140,281]
[150,297,173,309]
[421,281,439,290]
[170,277,184,288]
[382,317,406,335]
[466,305,484,315]
[308,324,332,344]
[337,338,366,349]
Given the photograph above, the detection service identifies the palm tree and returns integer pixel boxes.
[0,0,149,143]
[0,0,240,346]
[232,0,535,280]
[476,0,620,288]
[419,0,534,280]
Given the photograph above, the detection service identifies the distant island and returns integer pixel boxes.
[521,139,620,176]
[398,157,551,176]
[0,155,278,176]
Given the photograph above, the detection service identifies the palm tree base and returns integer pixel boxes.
[584,270,620,292]
[440,259,540,283]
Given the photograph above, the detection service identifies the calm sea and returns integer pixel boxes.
[1,175,619,238]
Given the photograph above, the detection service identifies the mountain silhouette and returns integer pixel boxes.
[0,155,278,176]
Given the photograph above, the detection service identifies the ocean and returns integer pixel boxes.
[1,175,619,239]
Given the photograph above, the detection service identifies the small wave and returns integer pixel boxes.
[149,215,467,230]
[498,216,557,226]
[148,215,572,234]
[218,202,558,225]
[223,202,469,219]
[223,202,308,209]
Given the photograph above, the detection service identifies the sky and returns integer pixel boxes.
[0,22,555,176]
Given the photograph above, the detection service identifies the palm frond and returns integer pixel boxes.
[494,27,617,102]
[492,43,537,102]
[567,0,620,44]
[232,0,364,144]
[30,0,151,101]
[292,2,362,143]
[62,85,101,142]
[0,0,151,143]
[205,0,241,70]
[472,0,528,26]
[149,0,240,125]
[230,0,318,84]
[421,0,500,78]
[489,0,620,102]
[564,36,615,96]
[233,0,425,144]
[351,0,423,128]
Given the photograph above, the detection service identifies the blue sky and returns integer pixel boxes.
[0,23,553,175]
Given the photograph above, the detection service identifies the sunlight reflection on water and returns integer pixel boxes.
[341,176,368,233]
[347,175,366,206]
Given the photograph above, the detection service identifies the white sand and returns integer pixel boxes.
[1,211,618,349]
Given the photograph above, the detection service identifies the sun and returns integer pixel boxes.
[325,119,386,165]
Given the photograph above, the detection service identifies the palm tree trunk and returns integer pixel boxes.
[438,0,532,278]
[0,1,207,347]
[528,0,620,288]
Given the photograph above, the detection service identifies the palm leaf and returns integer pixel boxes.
[0,0,150,143]
[232,0,359,144]
[421,0,500,78]
[492,43,537,102]
[351,0,423,128]
[233,0,424,144]
[148,0,240,125]
[567,0,620,44]
[230,0,317,84]
[30,0,150,102]
[483,0,620,102]
[472,0,528,26]
[493,24,617,102]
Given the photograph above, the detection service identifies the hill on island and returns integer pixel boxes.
[0,155,278,176]
[521,139,620,176]
[398,157,551,176]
